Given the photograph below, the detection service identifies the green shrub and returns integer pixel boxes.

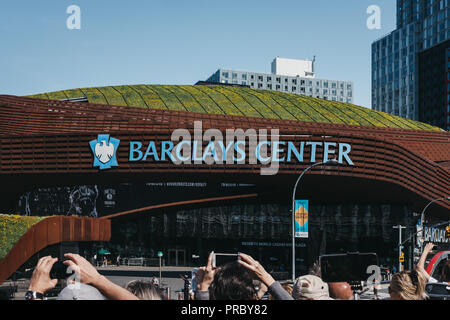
[0,215,47,260]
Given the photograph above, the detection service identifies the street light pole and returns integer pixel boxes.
[393,225,406,272]
[419,196,450,253]
[291,159,339,282]
[157,251,163,287]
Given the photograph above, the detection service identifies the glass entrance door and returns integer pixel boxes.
[168,249,186,266]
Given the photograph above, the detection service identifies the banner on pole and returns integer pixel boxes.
[294,200,309,238]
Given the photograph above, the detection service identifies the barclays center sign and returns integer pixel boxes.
[90,121,354,175]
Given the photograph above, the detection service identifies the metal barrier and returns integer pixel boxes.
[127,258,145,266]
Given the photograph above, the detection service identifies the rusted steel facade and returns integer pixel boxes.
[0,95,449,217]
[0,216,111,284]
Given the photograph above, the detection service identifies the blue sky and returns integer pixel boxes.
[0,0,396,108]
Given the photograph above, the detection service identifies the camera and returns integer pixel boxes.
[50,261,75,280]
[211,253,240,268]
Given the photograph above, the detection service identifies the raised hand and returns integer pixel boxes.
[28,256,59,295]
[237,253,275,287]
[196,251,218,291]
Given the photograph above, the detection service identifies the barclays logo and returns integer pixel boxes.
[89,134,120,170]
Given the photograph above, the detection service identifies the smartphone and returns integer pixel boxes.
[211,253,239,268]
[319,252,379,283]
[50,261,75,279]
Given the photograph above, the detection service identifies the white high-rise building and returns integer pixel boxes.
[206,57,353,103]
[271,57,315,78]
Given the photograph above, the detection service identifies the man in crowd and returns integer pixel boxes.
[26,254,139,300]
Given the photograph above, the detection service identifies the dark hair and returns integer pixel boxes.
[442,259,450,283]
[209,262,258,300]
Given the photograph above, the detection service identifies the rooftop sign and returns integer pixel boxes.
[91,121,353,175]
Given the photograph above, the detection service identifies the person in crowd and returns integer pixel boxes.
[26,254,139,300]
[281,283,293,296]
[180,274,191,300]
[328,282,353,300]
[151,276,160,287]
[388,268,428,300]
[292,275,333,300]
[195,252,293,300]
[267,283,293,300]
[416,242,450,284]
[125,280,162,300]
[116,255,121,267]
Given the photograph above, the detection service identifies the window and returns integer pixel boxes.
[258,76,263,81]
[292,86,296,92]
[276,77,281,83]
[242,74,247,80]
[232,73,237,79]
[267,76,272,81]
[222,72,229,78]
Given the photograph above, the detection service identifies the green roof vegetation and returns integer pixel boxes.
[0,215,48,260]
[27,84,441,131]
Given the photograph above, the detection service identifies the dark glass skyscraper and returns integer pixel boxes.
[372,0,450,130]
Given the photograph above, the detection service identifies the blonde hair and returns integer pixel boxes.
[125,280,162,300]
[390,269,427,300]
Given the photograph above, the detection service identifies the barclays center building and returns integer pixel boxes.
[1,84,449,274]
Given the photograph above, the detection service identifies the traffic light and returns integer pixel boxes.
[446,226,450,239]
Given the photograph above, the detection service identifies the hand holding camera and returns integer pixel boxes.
[28,256,60,296]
